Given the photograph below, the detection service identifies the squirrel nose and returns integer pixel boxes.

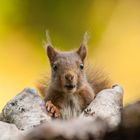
[65,73,74,81]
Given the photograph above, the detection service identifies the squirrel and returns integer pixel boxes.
[37,33,111,120]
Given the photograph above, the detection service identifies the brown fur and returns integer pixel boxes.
[86,65,111,94]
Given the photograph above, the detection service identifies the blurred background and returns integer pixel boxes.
[0,0,140,111]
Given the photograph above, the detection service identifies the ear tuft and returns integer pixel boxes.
[46,30,52,45]
[43,30,53,50]
[82,32,90,46]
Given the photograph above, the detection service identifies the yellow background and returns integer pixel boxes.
[0,0,140,110]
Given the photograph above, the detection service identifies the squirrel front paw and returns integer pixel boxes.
[46,100,61,118]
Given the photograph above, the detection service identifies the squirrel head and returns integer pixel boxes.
[44,32,89,94]
[46,44,87,94]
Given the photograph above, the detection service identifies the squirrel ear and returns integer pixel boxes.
[44,31,57,63]
[46,45,57,63]
[77,45,87,61]
[77,32,89,61]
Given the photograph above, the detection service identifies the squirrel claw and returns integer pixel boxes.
[46,100,61,118]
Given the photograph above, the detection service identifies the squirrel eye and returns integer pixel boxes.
[52,64,57,71]
[80,63,84,70]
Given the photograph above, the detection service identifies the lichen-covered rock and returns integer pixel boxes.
[80,85,123,129]
[2,88,51,131]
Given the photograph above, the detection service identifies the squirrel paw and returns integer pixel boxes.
[46,100,61,118]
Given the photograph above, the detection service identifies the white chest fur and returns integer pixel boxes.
[60,94,81,120]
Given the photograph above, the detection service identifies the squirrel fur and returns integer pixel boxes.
[37,34,111,120]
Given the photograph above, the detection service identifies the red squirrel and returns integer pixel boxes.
[37,34,111,120]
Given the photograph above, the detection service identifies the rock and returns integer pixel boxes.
[0,121,23,140]
[2,88,51,131]
[80,85,123,129]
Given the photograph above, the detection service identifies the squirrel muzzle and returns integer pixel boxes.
[62,71,77,93]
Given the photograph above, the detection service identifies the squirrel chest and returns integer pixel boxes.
[60,94,81,120]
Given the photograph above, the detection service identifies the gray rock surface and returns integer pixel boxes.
[80,85,123,129]
[1,88,51,131]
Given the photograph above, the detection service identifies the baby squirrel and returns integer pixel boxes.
[37,35,111,120]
